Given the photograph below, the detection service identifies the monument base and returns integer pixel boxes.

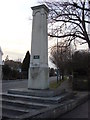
[1,88,88,119]
[8,88,66,97]
[28,66,49,89]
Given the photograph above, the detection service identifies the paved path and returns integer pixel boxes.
[56,78,72,92]
[57,79,89,119]
[58,100,89,118]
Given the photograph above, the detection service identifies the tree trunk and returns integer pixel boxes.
[61,69,64,80]
[88,42,90,49]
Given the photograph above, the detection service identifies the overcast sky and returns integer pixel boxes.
[0,0,88,67]
[0,0,42,61]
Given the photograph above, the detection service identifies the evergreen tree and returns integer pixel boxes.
[22,51,30,78]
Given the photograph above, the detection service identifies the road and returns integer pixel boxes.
[1,77,57,93]
[2,79,28,93]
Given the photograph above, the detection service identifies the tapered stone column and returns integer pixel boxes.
[28,5,49,89]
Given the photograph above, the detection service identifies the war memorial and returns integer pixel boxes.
[0,4,88,119]
[28,4,49,89]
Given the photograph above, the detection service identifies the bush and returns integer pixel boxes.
[2,65,21,80]
[73,78,88,91]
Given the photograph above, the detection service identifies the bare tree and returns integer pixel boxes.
[50,42,72,80]
[46,0,90,49]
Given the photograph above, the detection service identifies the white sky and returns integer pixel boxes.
[0,0,41,61]
[0,0,88,67]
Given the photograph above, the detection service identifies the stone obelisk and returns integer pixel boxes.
[28,5,49,89]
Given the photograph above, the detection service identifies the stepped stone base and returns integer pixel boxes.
[8,88,66,97]
[1,88,88,120]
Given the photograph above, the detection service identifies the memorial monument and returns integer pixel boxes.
[0,47,3,80]
[1,4,84,119]
[28,5,49,89]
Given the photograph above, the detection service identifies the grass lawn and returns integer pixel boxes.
[49,76,68,89]
[49,80,61,89]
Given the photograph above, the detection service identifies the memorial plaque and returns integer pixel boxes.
[33,55,40,66]
[33,55,40,59]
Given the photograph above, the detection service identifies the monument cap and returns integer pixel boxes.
[31,4,49,13]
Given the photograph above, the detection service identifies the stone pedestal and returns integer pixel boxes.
[28,5,49,89]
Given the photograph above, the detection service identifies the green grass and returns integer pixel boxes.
[49,76,68,89]
[49,80,61,89]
